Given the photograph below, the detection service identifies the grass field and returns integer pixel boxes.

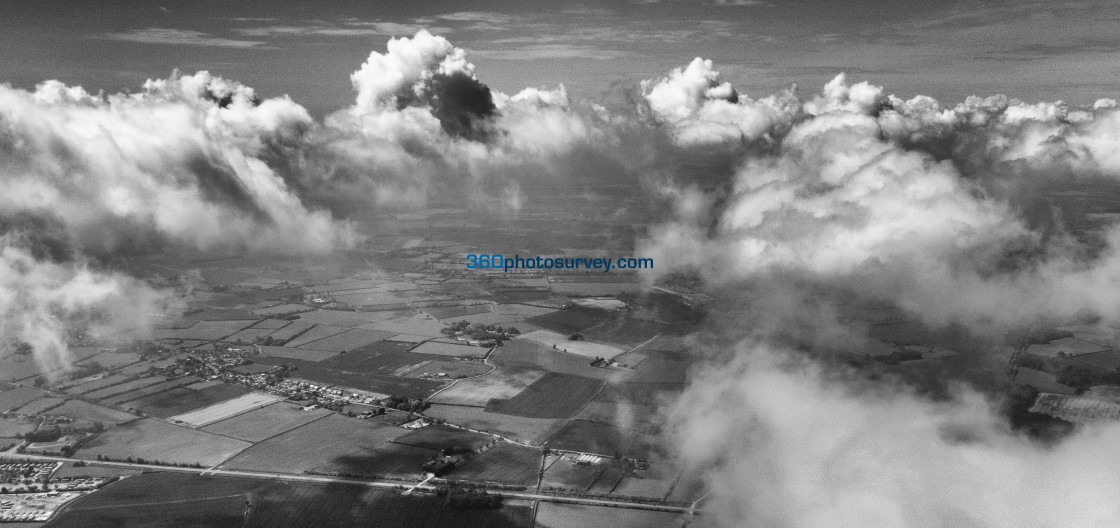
[265,321,317,342]
[81,376,169,400]
[222,325,278,344]
[410,341,490,358]
[448,442,541,485]
[517,330,625,359]
[77,418,251,466]
[45,400,139,424]
[580,318,664,347]
[169,392,282,427]
[1073,350,1120,370]
[1024,337,1110,358]
[541,454,608,490]
[63,374,130,395]
[51,461,141,479]
[391,424,494,452]
[544,419,658,459]
[253,355,447,399]
[0,417,37,437]
[123,382,252,419]
[50,472,534,528]
[534,502,688,528]
[623,358,693,384]
[359,313,448,337]
[570,298,627,310]
[438,312,524,326]
[424,404,561,445]
[0,354,56,381]
[15,397,65,415]
[401,360,492,379]
[201,402,333,442]
[283,324,350,348]
[251,303,314,316]
[594,382,687,407]
[295,328,397,352]
[221,414,426,476]
[101,376,204,407]
[430,368,546,407]
[486,373,604,419]
[528,306,621,334]
[490,340,621,381]
[258,345,340,362]
[296,309,386,327]
[160,320,259,341]
[0,387,48,411]
[424,304,493,319]
[76,350,142,369]
[550,282,642,296]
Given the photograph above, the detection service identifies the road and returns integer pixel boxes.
[5,451,697,514]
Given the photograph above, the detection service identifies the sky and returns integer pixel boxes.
[2,0,1119,116]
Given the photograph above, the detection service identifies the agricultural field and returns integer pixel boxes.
[529,306,621,334]
[77,418,251,466]
[45,400,139,424]
[76,350,142,369]
[159,320,258,341]
[252,318,294,329]
[423,304,493,320]
[1024,337,1110,358]
[222,414,427,475]
[258,345,339,362]
[251,303,314,316]
[0,416,37,437]
[1072,350,1120,370]
[430,368,546,407]
[541,454,609,490]
[295,328,397,352]
[15,397,65,415]
[1055,324,1120,348]
[439,311,525,326]
[1014,367,1077,395]
[611,462,680,499]
[517,330,626,359]
[401,360,492,379]
[169,392,282,427]
[201,402,333,442]
[359,313,448,337]
[534,502,689,528]
[0,386,48,411]
[580,318,665,347]
[265,321,317,342]
[253,355,447,399]
[123,383,253,419]
[570,298,627,310]
[424,404,561,445]
[0,354,57,381]
[296,309,388,327]
[623,358,693,384]
[550,282,642,296]
[447,442,541,485]
[46,473,255,528]
[493,303,561,318]
[411,341,491,358]
[222,325,279,344]
[283,324,350,348]
[595,382,687,407]
[490,340,621,381]
[63,374,130,395]
[100,376,203,407]
[390,424,494,452]
[485,373,604,419]
[51,462,141,479]
[81,376,168,400]
[544,419,658,459]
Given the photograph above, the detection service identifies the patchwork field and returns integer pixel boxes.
[15,397,65,415]
[424,404,561,445]
[430,368,546,407]
[0,387,48,411]
[284,325,350,348]
[45,400,139,424]
[391,424,494,452]
[486,373,604,419]
[76,350,142,369]
[101,376,203,407]
[359,313,447,337]
[517,330,626,359]
[201,402,333,442]
[410,341,490,358]
[251,303,314,316]
[63,374,130,395]
[529,307,621,334]
[253,355,446,399]
[81,376,169,400]
[295,328,397,352]
[0,417,37,437]
[169,392,283,427]
[258,345,340,362]
[160,320,258,341]
[542,454,610,490]
[77,418,251,466]
[296,309,387,327]
[265,321,317,342]
[1024,337,1110,358]
[447,442,541,485]
[401,360,492,379]
[544,419,659,459]
[490,340,621,381]
[423,304,492,320]
[534,503,687,528]
[123,382,253,419]
[222,414,421,474]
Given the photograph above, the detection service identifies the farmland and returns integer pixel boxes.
[201,402,333,442]
[411,341,491,358]
[252,355,447,399]
[529,306,622,334]
[517,330,626,359]
[15,397,64,415]
[486,373,605,419]
[401,360,492,379]
[81,376,168,400]
[447,442,542,485]
[77,418,251,466]
[490,340,620,381]
[264,321,317,342]
[391,424,494,452]
[430,368,546,407]
[45,400,139,424]
[168,392,282,427]
[283,324,349,348]
[424,404,562,445]
[544,419,658,459]
[258,345,339,362]
[64,374,130,395]
[101,376,204,407]
[222,414,418,474]
[294,328,397,352]
[534,502,687,528]
[0,386,48,411]
[122,383,253,419]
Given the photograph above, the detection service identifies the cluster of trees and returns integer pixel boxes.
[95,454,203,468]
[434,485,502,510]
[380,396,428,413]
[441,321,520,345]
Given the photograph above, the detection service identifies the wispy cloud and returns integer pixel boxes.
[234,20,449,38]
[466,44,631,60]
[96,28,265,48]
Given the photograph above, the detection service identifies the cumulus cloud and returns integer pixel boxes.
[672,343,1120,528]
[0,238,177,378]
[0,72,355,254]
